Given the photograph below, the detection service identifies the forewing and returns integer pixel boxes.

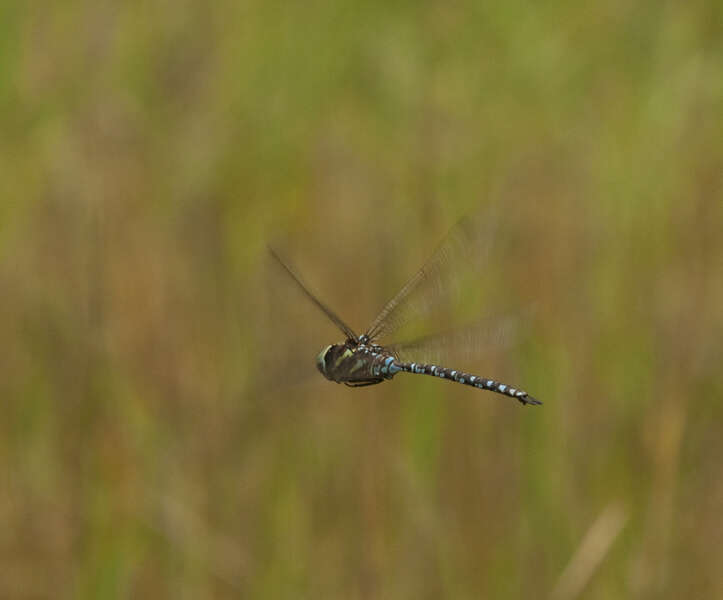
[365,211,500,343]
[269,247,358,342]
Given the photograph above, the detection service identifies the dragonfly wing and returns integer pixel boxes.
[388,314,522,366]
[269,247,359,342]
[364,211,500,343]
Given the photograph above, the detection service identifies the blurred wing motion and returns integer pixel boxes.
[388,314,521,366]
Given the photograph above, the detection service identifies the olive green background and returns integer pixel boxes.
[1,2,722,598]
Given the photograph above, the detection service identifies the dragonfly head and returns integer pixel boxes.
[316,345,333,379]
[316,342,355,381]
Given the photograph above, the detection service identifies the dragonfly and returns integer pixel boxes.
[270,220,541,406]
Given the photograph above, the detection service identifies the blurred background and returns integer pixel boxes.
[1,1,722,598]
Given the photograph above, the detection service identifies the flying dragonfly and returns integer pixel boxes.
[270,219,541,406]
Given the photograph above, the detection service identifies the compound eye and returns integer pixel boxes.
[316,345,332,377]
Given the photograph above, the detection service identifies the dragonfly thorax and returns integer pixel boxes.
[316,339,388,383]
[316,341,354,381]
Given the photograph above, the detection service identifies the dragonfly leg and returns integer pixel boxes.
[344,379,384,388]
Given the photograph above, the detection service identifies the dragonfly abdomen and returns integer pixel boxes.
[393,360,541,406]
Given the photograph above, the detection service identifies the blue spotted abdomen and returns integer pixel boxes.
[386,358,540,405]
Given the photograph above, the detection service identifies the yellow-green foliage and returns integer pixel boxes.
[1,2,721,598]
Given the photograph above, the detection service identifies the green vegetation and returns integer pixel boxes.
[1,1,721,597]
